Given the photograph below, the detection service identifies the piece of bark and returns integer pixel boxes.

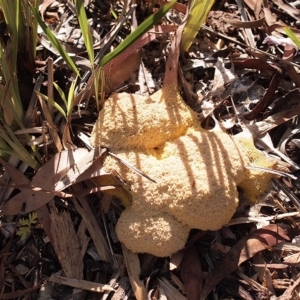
[49,205,83,279]
[76,220,90,259]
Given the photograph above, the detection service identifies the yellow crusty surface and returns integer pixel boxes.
[116,207,190,257]
[233,133,277,202]
[91,84,275,257]
[90,85,199,151]
[103,129,245,231]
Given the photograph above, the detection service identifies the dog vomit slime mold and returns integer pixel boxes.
[91,84,276,257]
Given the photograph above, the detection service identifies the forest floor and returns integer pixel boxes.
[2,0,300,299]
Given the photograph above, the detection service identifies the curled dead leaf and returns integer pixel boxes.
[200,224,290,299]
[2,148,107,214]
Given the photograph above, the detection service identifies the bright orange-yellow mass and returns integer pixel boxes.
[91,84,276,257]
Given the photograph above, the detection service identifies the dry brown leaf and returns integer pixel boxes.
[233,58,276,71]
[23,148,89,213]
[200,224,290,299]
[242,0,263,19]
[0,157,20,202]
[272,0,300,22]
[104,25,177,86]
[282,45,300,88]
[75,155,106,181]
[0,158,30,187]
[223,17,265,28]
[1,147,106,215]
[263,2,286,28]
[262,2,300,39]
[170,249,185,271]
[2,193,25,215]
[251,100,300,136]
[244,70,281,120]
[24,147,105,213]
[273,278,291,290]
[105,50,141,94]
[170,273,186,295]
[238,224,290,264]
[201,58,236,118]
[180,245,203,300]
[0,158,31,214]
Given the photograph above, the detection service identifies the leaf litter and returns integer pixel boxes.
[2,0,300,299]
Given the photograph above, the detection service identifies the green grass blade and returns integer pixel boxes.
[283,27,300,49]
[35,91,67,118]
[0,1,24,125]
[0,147,13,160]
[32,0,39,60]
[0,138,10,161]
[53,82,68,108]
[22,0,39,62]
[66,75,78,116]
[0,50,24,127]
[29,4,80,76]
[99,0,177,67]
[1,0,24,69]
[75,0,94,65]
[0,126,40,170]
[111,9,118,19]
[180,0,215,52]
